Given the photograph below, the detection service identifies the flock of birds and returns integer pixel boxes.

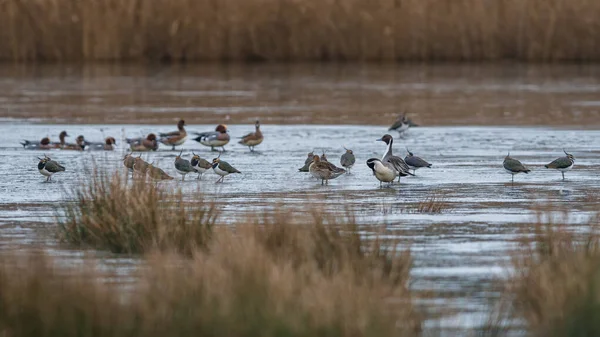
[26,113,577,185]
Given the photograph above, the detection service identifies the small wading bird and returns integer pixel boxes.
[309,155,345,185]
[128,133,159,152]
[159,119,187,150]
[87,137,116,151]
[238,120,264,152]
[194,124,230,152]
[133,155,150,178]
[340,147,355,174]
[147,163,174,181]
[366,158,396,187]
[503,152,530,183]
[320,152,328,162]
[191,152,212,180]
[388,112,418,135]
[211,156,241,183]
[123,153,135,178]
[174,150,197,181]
[298,152,315,172]
[545,150,575,181]
[404,148,432,175]
[37,155,65,182]
[377,134,413,182]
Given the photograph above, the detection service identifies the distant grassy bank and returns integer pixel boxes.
[1,0,598,62]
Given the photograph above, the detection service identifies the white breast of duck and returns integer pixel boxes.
[374,161,396,182]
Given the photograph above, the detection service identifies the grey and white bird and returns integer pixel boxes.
[193,124,230,152]
[404,148,432,175]
[22,137,53,150]
[545,150,575,181]
[174,150,197,181]
[340,147,356,174]
[87,137,116,151]
[308,155,345,185]
[37,155,65,182]
[212,156,241,183]
[388,112,418,135]
[191,152,212,180]
[376,134,413,182]
[366,158,396,187]
[503,152,530,183]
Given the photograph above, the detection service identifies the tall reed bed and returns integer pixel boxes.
[0,0,598,62]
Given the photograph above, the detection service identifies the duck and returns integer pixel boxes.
[340,147,356,174]
[376,134,413,182]
[238,120,264,152]
[147,164,175,181]
[388,111,418,135]
[298,152,315,172]
[37,155,65,182]
[21,137,52,150]
[87,137,116,151]
[174,150,197,181]
[545,150,575,181]
[366,158,396,187]
[308,155,345,185]
[159,119,187,150]
[503,152,530,183]
[211,157,241,183]
[51,131,70,149]
[404,148,432,175]
[193,124,230,152]
[61,135,86,151]
[133,156,150,177]
[123,154,135,178]
[191,152,212,180]
[128,133,159,152]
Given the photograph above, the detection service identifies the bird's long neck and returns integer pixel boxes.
[382,139,393,159]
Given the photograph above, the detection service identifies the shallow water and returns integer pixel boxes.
[1,122,599,333]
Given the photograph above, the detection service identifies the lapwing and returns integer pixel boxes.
[193,124,230,152]
[308,155,345,185]
[320,152,328,162]
[366,158,396,187]
[404,148,432,175]
[238,120,263,152]
[340,147,356,174]
[388,111,418,135]
[174,150,197,181]
[159,119,187,150]
[545,150,575,180]
[298,152,314,172]
[191,152,212,180]
[377,134,413,182]
[128,133,158,152]
[37,155,65,182]
[503,152,530,183]
[211,156,241,183]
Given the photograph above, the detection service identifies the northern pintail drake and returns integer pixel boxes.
[62,135,86,151]
[238,120,264,152]
[174,150,197,181]
[388,112,418,134]
[309,155,345,185]
[159,119,187,150]
[404,148,432,175]
[128,133,158,152]
[191,152,212,180]
[194,124,230,152]
[211,156,241,183]
[123,153,135,178]
[37,155,65,182]
[298,152,314,172]
[133,156,150,178]
[87,137,116,151]
[503,152,530,183]
[545,150,575,180]
[340,147,356,174]
[21,137,52,150]
[377,134,413,182]
[366,158,396,187]
[147,164,175,181]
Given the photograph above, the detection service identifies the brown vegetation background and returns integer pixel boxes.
[0,0,598,62]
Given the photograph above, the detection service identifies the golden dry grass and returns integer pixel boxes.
[0,0,599,62]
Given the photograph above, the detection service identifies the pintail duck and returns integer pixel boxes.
[174,150,198,181]
[191,152,212,180]
[128,133,158,152]
[133,156,150,178]
[404,148,432,175]
[194,124,230,152]
[388,111,418,134]
[238,120,264,152]
[340,147,356,174]
[159,119,187,150]
[211,156,241,183]
[503,152,530,183]
[37,155,65,182]
[377,134,413,182]
[21,137,52,150]
[147,164,175,181]
[366,158,396,187]
[298,151,315,172]
[309,155,346,185]
[545,150,575,181]
[123,153,135,178]
[87,137,116,151]
[61,135,86,151]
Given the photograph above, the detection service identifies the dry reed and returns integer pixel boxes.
[0,0,599,62]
